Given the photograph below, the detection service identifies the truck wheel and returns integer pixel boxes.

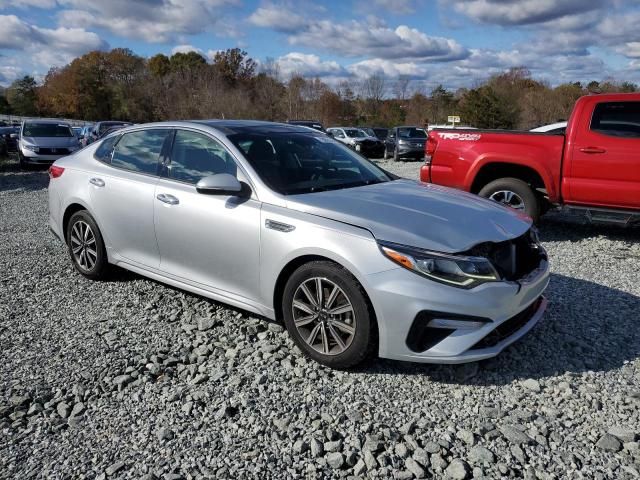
[479,177,540,222]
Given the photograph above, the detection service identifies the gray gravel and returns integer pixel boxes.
[1,155,639,479]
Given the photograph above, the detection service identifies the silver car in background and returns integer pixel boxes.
[19,120,80,168]
[48,121,549,368]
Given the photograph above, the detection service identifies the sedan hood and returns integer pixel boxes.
[22,136,77,147]
[286,179,532,253]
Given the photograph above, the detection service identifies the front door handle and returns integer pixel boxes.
[156,193,179,205]
[89,177,105,187]
[579,147,606,154]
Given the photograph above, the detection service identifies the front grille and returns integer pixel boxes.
[38,147,70,155]
[470,297,543,350]
[464,230,545,281]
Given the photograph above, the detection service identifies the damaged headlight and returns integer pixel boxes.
[379,241,500,289]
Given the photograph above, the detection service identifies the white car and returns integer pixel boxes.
[530,122,567,134]
[19,120,80,168]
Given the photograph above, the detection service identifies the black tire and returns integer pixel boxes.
[282,261,376,369]
[393,146,399,162]
[65,210,109,280]
[383,147,389,160]
[18,151,29,170]
[478,177,540,223]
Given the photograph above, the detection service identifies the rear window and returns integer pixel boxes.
[23,123,73,137]
[397,128,426,138]
[591,102,640,138]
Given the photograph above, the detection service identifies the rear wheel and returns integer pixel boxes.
[393,146,399,162]
[282,261,375,369]
[65,210,109,280]
[478,177,540,222]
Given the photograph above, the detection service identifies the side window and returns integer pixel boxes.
[111,129,169,175]
[94,135,120,163]
[168,130,237,184]
[591,102,640,138]
[336,130,345,138]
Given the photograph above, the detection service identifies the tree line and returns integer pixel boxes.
[0,48,637,130]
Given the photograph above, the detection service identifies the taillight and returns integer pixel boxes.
[425,133,438,157]
[49,165,65,179]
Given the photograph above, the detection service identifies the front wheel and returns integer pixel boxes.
[282,261,376,369]
[478,177,540,223]
[65,210,109,280]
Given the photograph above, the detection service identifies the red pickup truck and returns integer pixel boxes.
[420,93,640,223]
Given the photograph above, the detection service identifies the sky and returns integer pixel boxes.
[1,0,640,90]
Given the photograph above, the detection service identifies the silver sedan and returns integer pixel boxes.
[48,121,550,368]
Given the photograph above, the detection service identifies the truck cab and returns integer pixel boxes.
[422,93,640,223]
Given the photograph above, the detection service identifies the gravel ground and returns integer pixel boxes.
[1,155,639,480]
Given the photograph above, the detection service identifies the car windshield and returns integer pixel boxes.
[229,132,392,195]
[344,129,368,138]
[397,127,426,138]
[23,123,73,137]
[361,128,376,137]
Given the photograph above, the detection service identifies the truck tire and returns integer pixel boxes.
[478,177,540,223]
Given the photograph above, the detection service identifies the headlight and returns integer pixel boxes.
[398,139,409,145]
[22,143,39,152]
[379,241,500,289]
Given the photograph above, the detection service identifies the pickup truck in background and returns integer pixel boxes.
[420,93,640,224]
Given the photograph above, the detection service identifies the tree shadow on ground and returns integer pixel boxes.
[360,273,640,385]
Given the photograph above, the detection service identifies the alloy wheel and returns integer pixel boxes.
[489,190,526,211]
[70,220,98,270]
[292,277,356,356]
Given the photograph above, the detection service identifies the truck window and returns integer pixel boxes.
[591,102,640,138]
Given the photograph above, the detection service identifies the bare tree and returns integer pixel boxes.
[393,75,411,101]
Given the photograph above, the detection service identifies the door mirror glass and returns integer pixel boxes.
[196,173,243,195]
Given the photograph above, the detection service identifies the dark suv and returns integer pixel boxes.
[384,126,427,161]
[0,126,20,152]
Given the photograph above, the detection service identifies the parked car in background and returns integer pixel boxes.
[72,127,83,138]
[327,127,385,158]
[98,125,129,139]
[530,121,567,134]
[0,126,20,152]
[422,93,640,223]
[361,127,389,141]
[79,126,93,147]
[89,121,133,144]
[19,120,80,168]
[48,120,549,368]
[286,120,325,132]
[384,126,427,161]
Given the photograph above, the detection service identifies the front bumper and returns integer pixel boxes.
[21,147,73,163]
[366,258,550,363]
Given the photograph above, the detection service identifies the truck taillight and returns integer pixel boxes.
[48,165,65,179]
[425,134,438,156]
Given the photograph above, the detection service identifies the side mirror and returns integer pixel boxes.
[196,173,243,195]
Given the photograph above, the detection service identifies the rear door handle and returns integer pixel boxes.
[89,177,105,187]
[156,193,179,205]
[579,147,606,154]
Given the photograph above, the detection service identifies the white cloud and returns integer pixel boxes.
[57,0,241,43]
[0,14,108,67]
[171,44,204,56]
[347,59,426,78]
[448,0,601,26]
[248,6,307,33]
[0,0,56,8]
[249,6,469,61]
[276,52,346,78]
